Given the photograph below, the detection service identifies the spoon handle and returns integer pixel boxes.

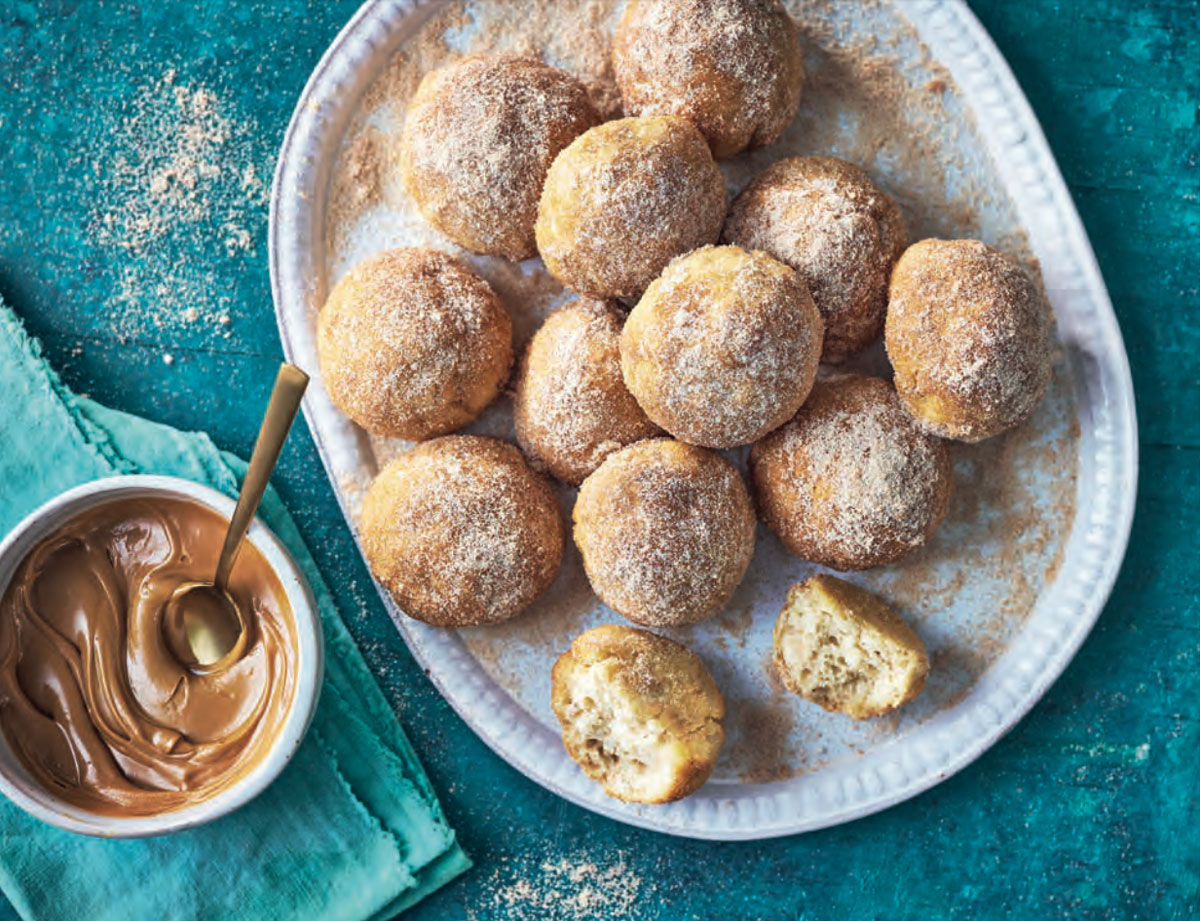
[214,363,309,591]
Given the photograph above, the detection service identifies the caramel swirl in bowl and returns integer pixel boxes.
[0,497,298,817]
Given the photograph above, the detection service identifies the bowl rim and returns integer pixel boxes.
[0,474,325,838]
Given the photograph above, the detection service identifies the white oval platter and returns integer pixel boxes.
[270,0,1137,840]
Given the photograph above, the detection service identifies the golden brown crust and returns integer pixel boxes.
[551,624,724,803]
[535,116,726,299]
[399,54,599,260]
[573,439,755,626]
[317,247,513,440]
[513,298,660,485]
[613,0,804,159]
[361,435,564,627]
[722,156,908,362]
[773,575,929,719]
[749,375,952,570]
[885,238,1054,442]
[620,245,823,449]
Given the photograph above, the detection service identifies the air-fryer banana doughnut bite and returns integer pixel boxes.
[513,298,660,485]
[317,247,513,440]
[620,245,823,449]
[551,625,725,804]
[723,156,908,362]
[749,375,953,571]
[774,575,929,720]
[886,238,1054,442]
[573,438,756,627]
[399,55,599,260]
[613,0,804,159]
[535,115,726,300]
[361,436,564,627]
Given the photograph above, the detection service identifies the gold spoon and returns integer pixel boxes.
[163,363,309,671]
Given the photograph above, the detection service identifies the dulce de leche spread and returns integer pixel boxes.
[0,497,298,816]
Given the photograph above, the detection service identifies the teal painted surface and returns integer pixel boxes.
[0,301,470,919]
[0,1,1197,918]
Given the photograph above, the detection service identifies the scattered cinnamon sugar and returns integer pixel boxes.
[93,68,268,342]
[732,685,803,784]
[331,125,383,215]
[469,853,648,921]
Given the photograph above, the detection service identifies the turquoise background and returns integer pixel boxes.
[0,1,1197,918]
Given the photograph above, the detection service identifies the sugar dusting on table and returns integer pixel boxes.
[323,0,1080,785]
[91,68,268,343]
[468,852,647,920]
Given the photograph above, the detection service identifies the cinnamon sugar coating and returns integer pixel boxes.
[885,238,1053,442]
[723,156,907,362]
[317,247,513,440]
[361,436,564,627]
[535,116,726,300]
[749,375,952,570]
[573,439,755,627]
[613,0,804,159]
[399,54,599,260]
[620,245,823,449]
[514,298,660,485]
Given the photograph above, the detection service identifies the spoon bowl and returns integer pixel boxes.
[164,581,248,670]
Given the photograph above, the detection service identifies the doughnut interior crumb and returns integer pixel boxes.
[552,625,723,803]
[557,660,690,802]
[773,575,929,720]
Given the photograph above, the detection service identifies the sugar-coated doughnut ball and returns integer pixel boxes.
[399,55,599,260]
[885,239,1053,442]
[723,156,908,362]
[750,375,953,570]
[620,245,823,449]
[613,0,804,159]
[535,116,726,300]
[551,624,724,803]
[513,299,660,485]
[573,438,755,627]
[317,247,512,440]
[361,436,564,627]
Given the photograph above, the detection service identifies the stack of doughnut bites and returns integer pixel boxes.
[315,0,1055,805]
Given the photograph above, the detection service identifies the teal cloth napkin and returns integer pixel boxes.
[0,300,470,921]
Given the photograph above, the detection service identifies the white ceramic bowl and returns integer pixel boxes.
[0,475,324,837]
